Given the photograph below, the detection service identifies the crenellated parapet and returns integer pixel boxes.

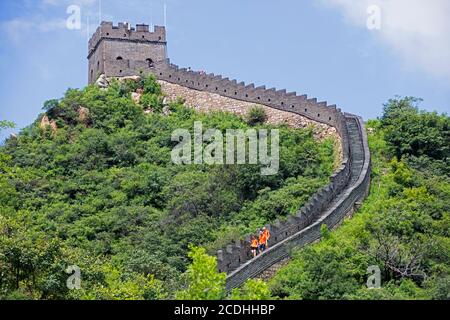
[88,21,167,83]
[87,22,372,289]
[225,115,371,290]
[120,61,358,277]
[98,58,358,277]
[88,21,166,58]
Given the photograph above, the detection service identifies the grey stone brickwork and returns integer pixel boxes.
[87,22,372,290]
[88,22,167,84]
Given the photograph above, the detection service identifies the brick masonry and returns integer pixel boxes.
[88,22,167,84]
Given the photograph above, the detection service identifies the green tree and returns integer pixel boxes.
[176,246,226,300]
[246,106,267,126]
[0,120,15,130]
[229,279,272,300]
[381,96,449,162]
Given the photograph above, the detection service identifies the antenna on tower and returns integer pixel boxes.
[149,2,153,31]
[98,0,102,25]
[164,2,168,59]
[86,15,90,43]
[164,2,167,28]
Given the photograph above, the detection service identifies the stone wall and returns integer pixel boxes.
[158,80,339,142]
[88,22,371,289]
[225,115,371,290]
[88,22,167,83]
[97,59,362,280]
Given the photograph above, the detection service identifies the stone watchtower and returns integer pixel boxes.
[88,21,167,83]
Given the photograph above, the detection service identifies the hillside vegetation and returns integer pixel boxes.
[269,97,449,300]
[0,76,335,299]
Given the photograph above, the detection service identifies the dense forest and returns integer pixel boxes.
[0,76,335,299]
[0,77,448,300]
[152,97,449,300]
[268,97,449,300]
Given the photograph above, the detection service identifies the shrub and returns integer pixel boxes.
[140,75,162,95]
[246,106,267,126]
[119,79,139,96]
[175,246,226,300]
[140,93,164,113]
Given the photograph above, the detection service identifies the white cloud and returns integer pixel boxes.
[317,0,450,79]
[1,17,68,43]
[2,0,105,44]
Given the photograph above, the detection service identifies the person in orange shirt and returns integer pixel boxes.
[262,226,271,248]
[250,235,258,258]
[258,230,267,253]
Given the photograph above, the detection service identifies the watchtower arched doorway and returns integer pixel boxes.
[146,58,154,68]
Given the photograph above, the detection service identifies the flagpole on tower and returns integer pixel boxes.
[164,2,167,29]
[99,0,102,25]
[86,15,90,48]
[164,2,168,60]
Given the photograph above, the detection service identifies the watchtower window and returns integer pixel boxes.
[146,58,154,68]
[116,56,123,61]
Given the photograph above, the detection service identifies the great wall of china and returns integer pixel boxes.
[88,22,372,290]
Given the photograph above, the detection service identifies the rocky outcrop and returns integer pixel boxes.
[131,92,141,104]
[95,74,109,88]
[40,115,57,133]
[78,106,90,124]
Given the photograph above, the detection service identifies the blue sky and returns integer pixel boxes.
[1,0,449,141]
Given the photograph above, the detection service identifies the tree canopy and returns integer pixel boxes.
[269,97,449,300]
[0,76,335,299]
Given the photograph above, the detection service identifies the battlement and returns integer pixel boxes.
[88,21,166,58]
[85,21,372,290]
[88,21,167,83]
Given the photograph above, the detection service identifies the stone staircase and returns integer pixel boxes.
[225,114,371,290]
[346,117,365,184]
